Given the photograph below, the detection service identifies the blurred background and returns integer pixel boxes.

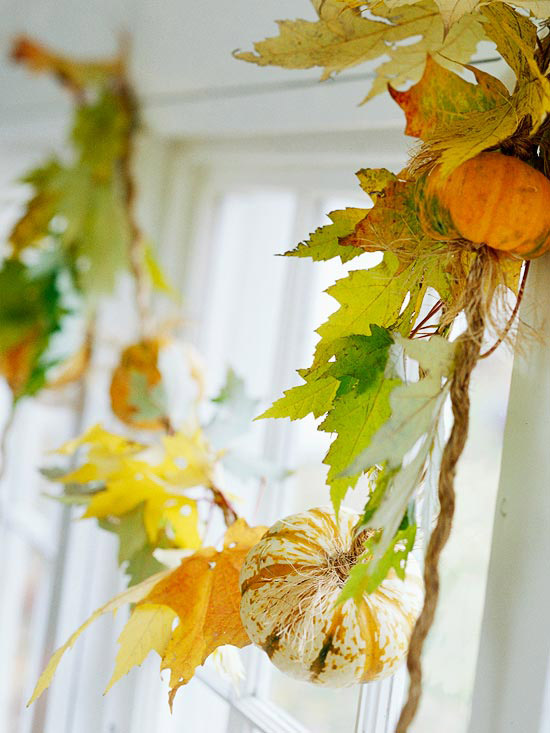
[0,2,517,732]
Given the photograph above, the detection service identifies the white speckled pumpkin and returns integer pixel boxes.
[240,506,424,687]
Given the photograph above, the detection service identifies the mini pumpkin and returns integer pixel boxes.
[239,506,424,687]
[417,152,550,259]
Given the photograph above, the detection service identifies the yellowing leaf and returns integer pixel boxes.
[389,55,508,140]
[237,0,484,101]
[28,569,171,706]
[57,424,142,462]
[110,339,168,430]
[139,519,267,705]
[259,376,340,420]
[284,208,368,262]
[144,244,180,299]
[395,5,550,173]
[12,35,123,92]
[105,603,177,693]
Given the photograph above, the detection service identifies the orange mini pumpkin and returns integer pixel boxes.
[417,152,550,259]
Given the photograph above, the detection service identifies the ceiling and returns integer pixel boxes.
[0,0,407,149]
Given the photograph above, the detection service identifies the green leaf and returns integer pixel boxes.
[128,371,168,422]
[338,522,417,601]
[317,326,399,512]
[258,375,340,421]
[0,258,70,399]
[125,545,166,587]
[144,244,180,300]
[72,90,131,178]
[322,376,399,514]
[100,504,167,586]
[344,334,455,475]
[207,368,259,448]
[285,208,367,262]
[312,250,448,365]
[326,327,394,393]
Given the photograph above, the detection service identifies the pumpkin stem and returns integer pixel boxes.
[479,260,530,360]
[396,251,488,733]
[410,299,444,338]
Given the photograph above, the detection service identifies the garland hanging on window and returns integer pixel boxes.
[25,4,550,729]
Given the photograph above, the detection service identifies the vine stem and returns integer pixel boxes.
[118,75,152,339]
[0,401,16,488]
[209,482,238,527]
[396,253,487,733]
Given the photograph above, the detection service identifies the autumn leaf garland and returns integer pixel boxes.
[239,1,546,730]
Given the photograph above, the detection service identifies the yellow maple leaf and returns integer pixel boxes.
[82,460,201,548]
[28,569,171,706]
[105,603,177,693]
[28,521,266,707]
[236,0,484,100]
[141,519,267,706]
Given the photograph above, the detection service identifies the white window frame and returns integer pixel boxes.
[3,129,549,733]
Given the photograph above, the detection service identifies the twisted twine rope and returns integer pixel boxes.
[395,252,488,732]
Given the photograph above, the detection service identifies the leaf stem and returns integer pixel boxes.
[410,299,444,338]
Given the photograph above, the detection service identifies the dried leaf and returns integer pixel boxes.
[12,35,123,92]
[237,0,484,101]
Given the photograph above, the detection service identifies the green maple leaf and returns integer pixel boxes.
[285,208,367,262]
[128,371,168,423]
[100,504,166,587]
[319,326,398,511]
[9,90,132,295]
[0,258,71,399]
[207,368,259,448]
[258,375,340,421]
[339,520,417,600]
[345,334,455,475]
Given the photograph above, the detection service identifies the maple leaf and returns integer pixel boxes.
[105,603,177,693]
[136,519,267,705]
[333,335,455,594]
[28,569,172,706]
[9,90,132,294]
[110,339,169,430]
[0,258,70,399]
[258,375,340,421]
[52,424,211,550]
[284,208,368,262]
[236,0,484,101]
[392,5,550,173]
[11,35,123,93]
[206,368,259,448]
[320,331,400,511]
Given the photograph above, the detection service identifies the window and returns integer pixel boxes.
[1,131,543,733]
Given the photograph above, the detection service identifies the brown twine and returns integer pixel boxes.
[395,252,488,733]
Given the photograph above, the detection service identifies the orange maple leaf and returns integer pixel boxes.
[142,519,267,706]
